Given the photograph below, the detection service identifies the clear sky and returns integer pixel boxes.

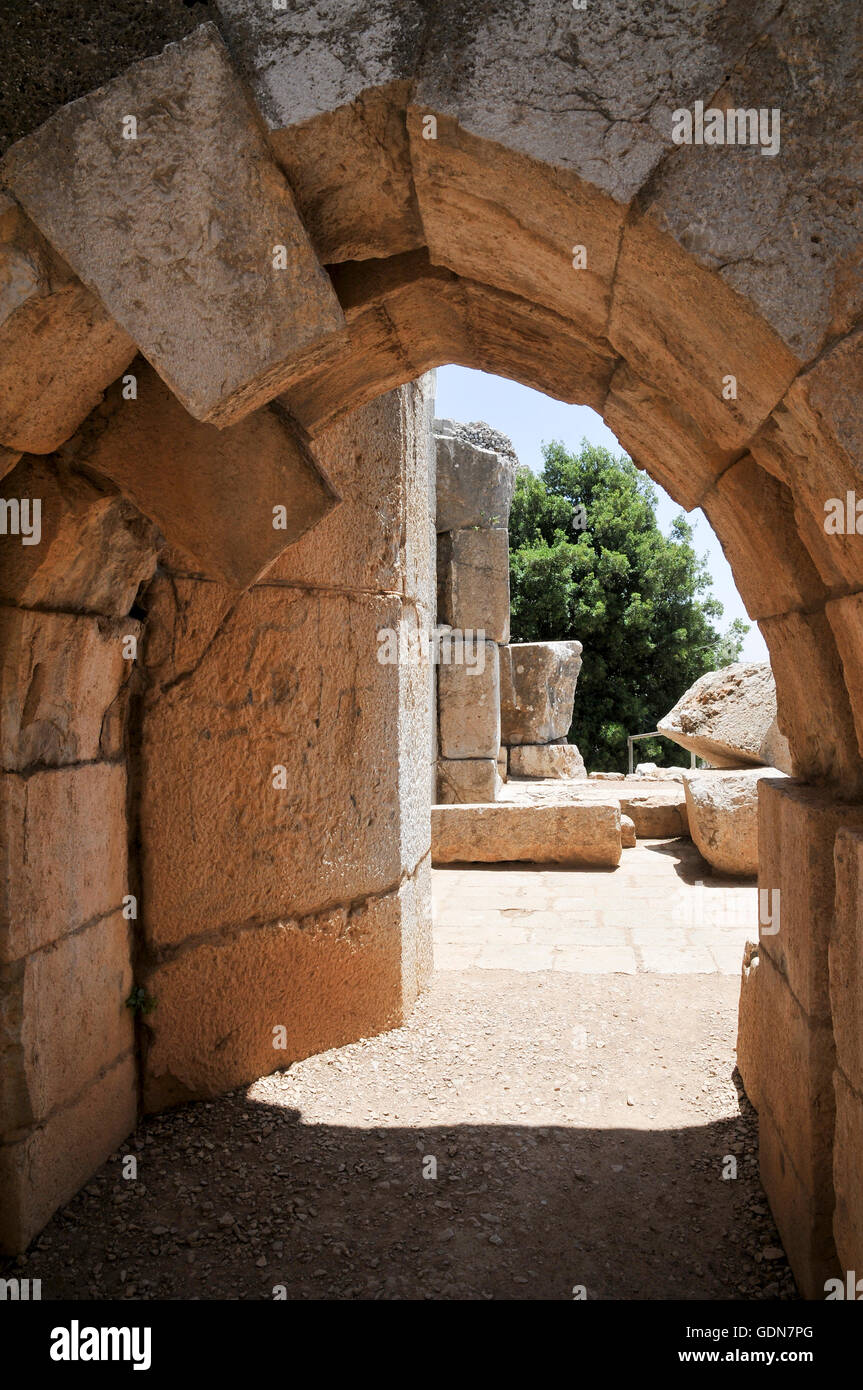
[434,364,769,662]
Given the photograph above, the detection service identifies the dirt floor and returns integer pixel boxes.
[8,967,797,1301]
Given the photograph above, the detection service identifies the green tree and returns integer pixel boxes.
[508,440,748,771]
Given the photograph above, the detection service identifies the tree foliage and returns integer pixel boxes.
[508,440,748,771]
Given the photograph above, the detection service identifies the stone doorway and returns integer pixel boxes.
[1,1,862,1302]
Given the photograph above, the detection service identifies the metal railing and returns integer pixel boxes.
[626,731,697,775]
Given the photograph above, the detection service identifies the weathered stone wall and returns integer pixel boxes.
[0,455,159,1252]
[136,380,435,1110]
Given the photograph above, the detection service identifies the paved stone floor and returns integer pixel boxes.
[433,837,757,976]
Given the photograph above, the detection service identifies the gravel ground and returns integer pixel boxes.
[5,970,798,1301]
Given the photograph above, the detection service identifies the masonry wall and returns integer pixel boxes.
[0,455,159,1252]
[136,380,436,1109]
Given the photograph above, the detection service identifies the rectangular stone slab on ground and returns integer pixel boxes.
[431,801,621,868]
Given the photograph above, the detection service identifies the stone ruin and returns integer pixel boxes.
[433,419,587,802]
[0,0,861,1303]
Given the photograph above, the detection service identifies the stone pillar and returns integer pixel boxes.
[433,420,515,804]
[501,640,586,778]
[0,455,158,1253]
[747,779,863,1298]
[136,380,435,1109]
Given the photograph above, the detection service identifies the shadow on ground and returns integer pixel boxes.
[5,1083,796,1301]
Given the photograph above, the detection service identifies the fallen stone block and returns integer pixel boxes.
[1,25,346,428]
[590,771,625,781]
[69,362,341,590]
[496,747,508,784]
[684,768,786,878]
[632,762,689,781]
[509,743,586,780]
[619,790,689,839]
[431,801,621,867]
[620,814,636,849]
[438,642,500,760]
[0,195,136,454]
[437,527,509,644]
[434,419,517,532]
[659,663,792,772]
[436,758,500,805]
[500,641,583,745]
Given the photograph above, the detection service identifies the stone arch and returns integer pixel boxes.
[1,2,862,1298]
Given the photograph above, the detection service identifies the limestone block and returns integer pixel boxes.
[434,420,517,532]
[142,884,419,1110]
[590,771,625,781]
[620,814,636,849]
[604,361,735,512]
[285,254,471,437]
[461,281,617,415]
[1,25,347,427]
[758,779,863,1021]
[0,1054,136,1255]
[140,587,422,947]
[431,801,621,868]
[0,194,136,454]
[436,758,499,805]
[0,912,133,1130]
[702,455,827,622]
[268,378,433,601]
[71,362,341,590]
[407,109,622,343]
[833,1070,863,1283]
[760,609,862,792]
[751,328,863,593]
[638,2,863,363]
[759,1105,838,1302]
[0,763,128,964]
[213,2,425,262]
[831,829,863,1096]
[508,743,587,780]
[500,641,583,745]
[826,592,863,765]
[437,527,509,644]
[0,609,137,769]
[496,746,508,784]
[438,642,500,761]
[619,790,689,839]
[683,768,786,878]
[658,663,792,771]
[0,455,158,616]
[609,215,798,455]
[736,946,835,1201]
[413,0,780,206]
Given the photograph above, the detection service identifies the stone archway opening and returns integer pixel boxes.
[1,3,861,1303]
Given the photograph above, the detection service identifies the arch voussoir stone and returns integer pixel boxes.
[0,24,347,430]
